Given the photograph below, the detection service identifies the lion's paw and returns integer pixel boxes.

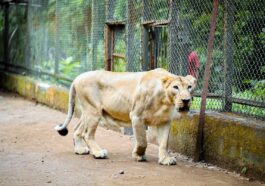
[75,146,90,155]
[93,149,108,159]
[132,153,146,162]
[159,156,177,165]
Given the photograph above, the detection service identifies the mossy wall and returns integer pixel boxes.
[0,72,69,113]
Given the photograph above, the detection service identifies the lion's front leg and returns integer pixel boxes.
[157,123,176,165]
[131,115,147,162]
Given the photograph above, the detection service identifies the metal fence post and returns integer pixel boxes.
[54,1,59,76]
[194,0,219,162]
[142,0,150,71]
[91,0,98,70]
[4,2,9,69]
[104,24,112,71]
[126,0,137,72]
[224,0,235,112]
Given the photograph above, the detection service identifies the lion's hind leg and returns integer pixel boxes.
[73,117,90,155]
[82,110,108,159]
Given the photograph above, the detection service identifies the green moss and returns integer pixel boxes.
[35,83,48,104]
[54,88,69,112]
[169,113,199,156]
[24,78,36,99]
[16,76,26,96]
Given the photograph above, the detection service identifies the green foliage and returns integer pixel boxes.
[235,80,265,101]
[0,11,3,32]
[59,57,81,79]
[113,58,126,72]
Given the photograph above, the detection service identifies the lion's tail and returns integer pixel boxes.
[54,83,76,136]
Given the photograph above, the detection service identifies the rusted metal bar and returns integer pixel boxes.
[106,21,125,26]
[154,27,159,68]
[193,93,223,99]
[104,25,111,71]
[142,20,169,27]
[194,0,219,162]
[110,28,114,71]
[153,20,170,26]
[231,98,265,108]
[142,21,155,25]
[112,53,125,59]
[142,25,149,71]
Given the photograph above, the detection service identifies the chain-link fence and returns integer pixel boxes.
[0,0,264,120]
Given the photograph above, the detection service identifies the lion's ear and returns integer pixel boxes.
[185,75,197,87]
[161,76,175,88]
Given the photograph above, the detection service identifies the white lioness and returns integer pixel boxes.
[55,68,196,165]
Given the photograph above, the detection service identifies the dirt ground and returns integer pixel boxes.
[0,91,263,186]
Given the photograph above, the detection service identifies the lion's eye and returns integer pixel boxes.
[173,85,179,90]
[188,85,192,91]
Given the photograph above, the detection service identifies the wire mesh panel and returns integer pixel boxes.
[126,0,142,72]
[113,27,126,72]
[7,3,28,68]
[89,0,106,71]
[229,0,265,117]
[0,6,4,63]
[106,0,126,22]
[155,26,169,69]
[143,0,169,22]
[27,0,106,82]
[27,0,47,73]
[56,0,89,79]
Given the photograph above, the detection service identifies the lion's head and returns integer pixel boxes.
[163,75,197,112]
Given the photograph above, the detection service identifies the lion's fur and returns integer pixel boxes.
[55,68,196,165]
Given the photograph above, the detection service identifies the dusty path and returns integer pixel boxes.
[0,91,263,186]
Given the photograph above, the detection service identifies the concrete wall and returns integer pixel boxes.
[0,71,264,181]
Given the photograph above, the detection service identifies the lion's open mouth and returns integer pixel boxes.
[178,106,190,112]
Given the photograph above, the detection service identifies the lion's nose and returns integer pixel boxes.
[182,99,190,104]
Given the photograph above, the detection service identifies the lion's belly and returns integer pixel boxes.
[101,90,132,122]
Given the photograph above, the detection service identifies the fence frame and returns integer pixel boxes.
[104,21,126,71]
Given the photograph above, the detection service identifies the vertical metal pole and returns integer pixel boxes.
[142,26,149,71]
[25,1,31,69]
[91,0,99,70]
[54,1,59,76]
[4,3,9,69]
[104,25,112,71]
[224,0,234,112]
[126,0,135,72]
[154,27,159,68]
[194,0,219,162]
[142,0,150,71]
[149,28,155,69]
